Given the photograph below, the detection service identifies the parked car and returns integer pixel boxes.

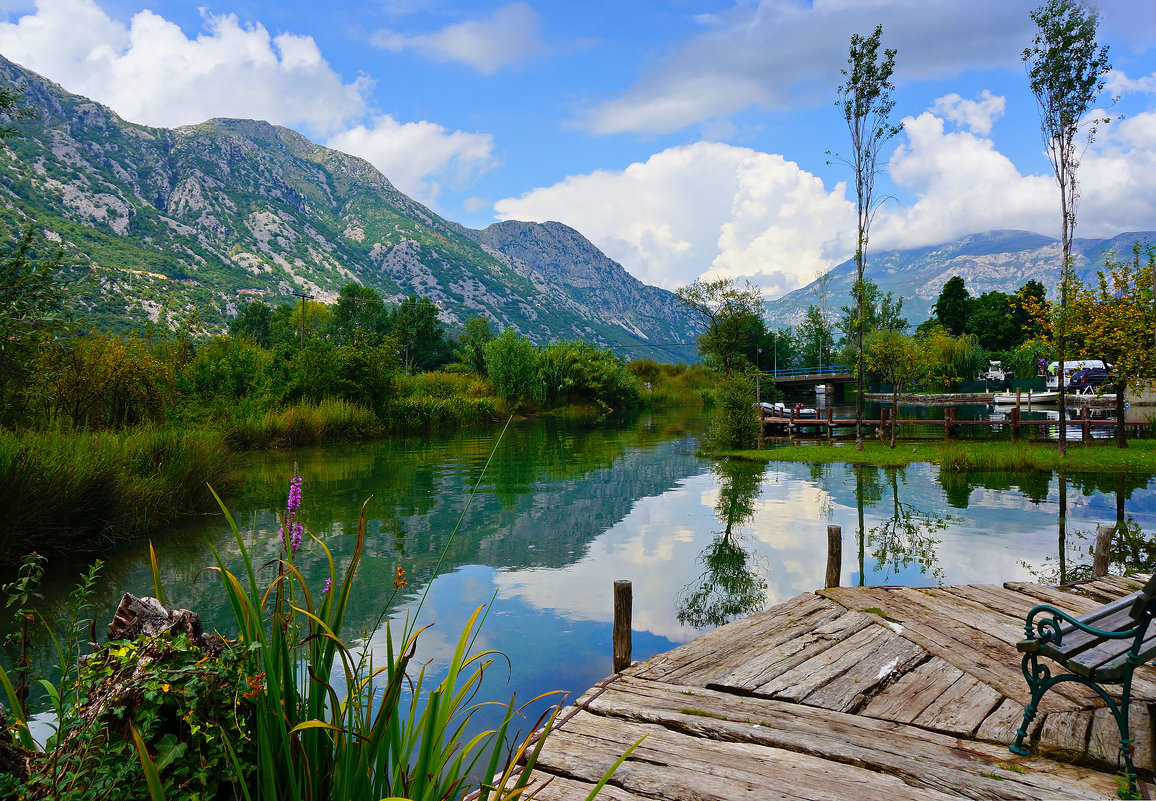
[1068,367,1110,391]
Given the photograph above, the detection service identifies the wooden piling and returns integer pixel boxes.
[825,525,842,589]
[1081,406,1091,443]
[1011,406,1020,442]
[1093,525,1114,578]
[826,408,834,441]
[613,580,632,672]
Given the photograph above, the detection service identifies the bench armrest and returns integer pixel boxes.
[1022,603,1148,649]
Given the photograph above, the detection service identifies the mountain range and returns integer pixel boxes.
[1,53,1151,355]
[765,229,1155,328]
[0,54,698,362]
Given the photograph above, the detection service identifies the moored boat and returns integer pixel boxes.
[991,391,1059,405]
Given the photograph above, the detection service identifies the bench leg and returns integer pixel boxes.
[1010,654,1141,798]
[1010,653,1049,756]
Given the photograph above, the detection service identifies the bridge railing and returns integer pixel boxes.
[761,366,850,378]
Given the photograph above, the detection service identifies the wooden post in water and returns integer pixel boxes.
[612,580,632,672]
[1093,525,1114,578]
[826,407,834,441]
[1081,405,1091,443]
[1011,406,1020,442]
[825,525,842,588]
[943,407,953,440]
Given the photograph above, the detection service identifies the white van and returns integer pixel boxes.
[1045,359,1106,390]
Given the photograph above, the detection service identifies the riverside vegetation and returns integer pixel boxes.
[1,248,715,560]
[0,461,639,801]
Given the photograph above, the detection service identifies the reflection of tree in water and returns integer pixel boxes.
[676,459,769,629]
[868,467,952,582]
[1026,473,1154,585]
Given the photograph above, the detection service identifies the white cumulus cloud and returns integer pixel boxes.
[327,116,497,205]
[930,90,1005,136]
[874,100,1156,249]
[370,3,543,75]
[494,142,855,298]
[0,0,369,135]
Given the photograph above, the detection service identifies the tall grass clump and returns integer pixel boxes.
[221,400,382,449]
[0,427,233,560]
[386,396,498,431]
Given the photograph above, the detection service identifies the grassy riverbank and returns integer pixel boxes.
[713,438,1156,473]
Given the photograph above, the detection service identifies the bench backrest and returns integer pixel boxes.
[1129,573,1156,621]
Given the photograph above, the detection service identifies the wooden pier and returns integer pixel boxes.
[761,405,1143,441]
[506,576,1155,800]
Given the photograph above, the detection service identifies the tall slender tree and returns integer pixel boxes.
[835,25,900,450]
[1023,0,1111,455]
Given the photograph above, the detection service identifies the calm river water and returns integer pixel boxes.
[20,408,1156,743]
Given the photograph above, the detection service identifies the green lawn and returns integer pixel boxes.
[712,438,1156,473]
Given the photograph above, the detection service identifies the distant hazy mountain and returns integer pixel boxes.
[0,55,698,361]
[765,230,1155,328]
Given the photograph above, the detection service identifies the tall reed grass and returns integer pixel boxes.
[220,400,383,449]
[0,427,233,559]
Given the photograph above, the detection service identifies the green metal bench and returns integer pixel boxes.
[1010,574,1156,795]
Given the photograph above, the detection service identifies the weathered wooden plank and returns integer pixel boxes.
[631,592,835,682]
[710,610,877,692]
[495,770,652,801]
[541,712,964,801]
[569,677,1121,799]
[1035,709,1093,760]
[911,673,1003,737]
[861,657,964,724]
[1087,704,1154,772]
[975,697,1042,746]
[800,632,927,713]
[754,623,897,700]
[822,586,1081,711]
[933,584,1043,621]
[1002,582,1105,613]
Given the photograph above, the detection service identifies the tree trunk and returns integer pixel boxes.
[1116,381,1128,448]
[890,390,898,448]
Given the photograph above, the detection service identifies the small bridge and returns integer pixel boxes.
[761,366,852,390]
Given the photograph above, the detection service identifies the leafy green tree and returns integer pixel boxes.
[705,371,760,449]
[932,276,971,336]
[455,315,494,375]
[834,23,901,450]
[675,278,766,372]
[389,296,449,372]
[837,278,907,365]
[1024,0,1112,455]
[330,284,391,347]
[796,305,836,370]
[484,328,540,408]
[183,335,272,405]
[41,332,174,428]
[0,228,73,422]
[968,290,1018,351]
[229,301,274,347]
[919,327,985,391]
[1067,241,1155,448]
[864,330,923,447]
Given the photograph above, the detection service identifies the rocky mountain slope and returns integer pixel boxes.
[0,55,698,361]
[765,229,1155,327]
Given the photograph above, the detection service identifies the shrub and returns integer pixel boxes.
[705,372,760,448]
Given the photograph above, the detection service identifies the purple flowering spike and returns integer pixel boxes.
[321,578,332,596]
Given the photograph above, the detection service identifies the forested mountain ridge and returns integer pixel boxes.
[0,54,698,360]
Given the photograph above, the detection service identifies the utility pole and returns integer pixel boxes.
[292,291,313,352]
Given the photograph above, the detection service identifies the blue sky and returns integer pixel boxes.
[1,0,1154,298]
